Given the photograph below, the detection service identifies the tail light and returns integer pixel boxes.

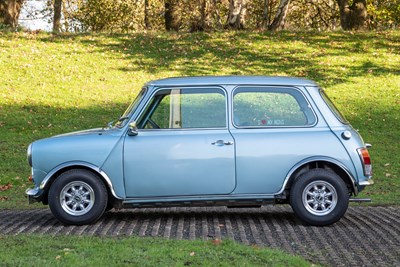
[357,147,372,176]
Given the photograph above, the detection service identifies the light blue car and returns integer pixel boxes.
[26,76,374,226]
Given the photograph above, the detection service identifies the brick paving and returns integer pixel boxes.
[1,205,399,266]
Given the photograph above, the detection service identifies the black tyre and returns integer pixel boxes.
[48,169,108,225]
[105,201,114,212]
[290,169,349,226]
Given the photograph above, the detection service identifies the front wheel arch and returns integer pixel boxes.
[41,164,117,208]
[48,169,108,225]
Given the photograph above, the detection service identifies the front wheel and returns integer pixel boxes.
[290,169,349,226]
[48,169,108,225]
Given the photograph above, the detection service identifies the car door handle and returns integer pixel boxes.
[212,140,234,146]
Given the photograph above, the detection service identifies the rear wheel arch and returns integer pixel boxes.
[290,168,349,225]
[284,159,356,197]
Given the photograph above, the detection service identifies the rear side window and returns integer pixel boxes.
[233,87,316,127]
[320,89,348,124]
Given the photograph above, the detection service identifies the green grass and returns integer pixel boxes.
[0,234,313,266]
[0,30,399,208]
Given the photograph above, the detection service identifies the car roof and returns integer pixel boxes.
[145,76,319,87]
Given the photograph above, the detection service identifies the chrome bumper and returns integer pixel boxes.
[26,187,43,204]
[359,179,374,186]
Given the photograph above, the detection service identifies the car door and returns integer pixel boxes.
[230,86,324,194]
[123,87,236,197]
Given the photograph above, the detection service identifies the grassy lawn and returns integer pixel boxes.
[0,30,399,209]
[0,234,313,266]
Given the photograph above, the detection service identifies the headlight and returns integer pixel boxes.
[27,143,32,167]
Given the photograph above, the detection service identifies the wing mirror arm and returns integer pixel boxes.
[127,122,139,136]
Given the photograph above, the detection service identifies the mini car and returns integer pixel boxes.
[26,76,374,226]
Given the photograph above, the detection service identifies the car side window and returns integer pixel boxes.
[233,87,316,127]
[138,88,227,129]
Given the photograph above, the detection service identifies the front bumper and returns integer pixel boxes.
[26,187,44,204]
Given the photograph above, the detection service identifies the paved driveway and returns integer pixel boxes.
[1,205,399,266]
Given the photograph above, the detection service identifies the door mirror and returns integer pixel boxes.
[127,122,138,136]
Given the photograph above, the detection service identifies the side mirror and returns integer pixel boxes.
[127,122,138,136]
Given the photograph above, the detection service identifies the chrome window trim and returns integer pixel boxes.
[133,86,229,131]
[138,127,229,132]
[117,87,148,128]
[231,85,318,129]
[319,88,349,124]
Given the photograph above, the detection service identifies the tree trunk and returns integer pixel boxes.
[144,0,151,29]
[212,0,222,29]
[200,0,207,30]
[164,0,180,31]
[190,0,213,32]
[226,0,247,29]
[0,0,23,29]
[261,0,269,30]
[53,0,62,32]
[337,0,367,30]
[268,0,290,31]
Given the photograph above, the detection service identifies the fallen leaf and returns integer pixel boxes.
[0,183,12,192]
[212,239,222,246]
[56,255,61,260]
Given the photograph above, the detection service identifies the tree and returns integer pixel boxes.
[284,0,339,31]
[268,0,290,31]
[0,0,24,29]
[226,0,247,29]
[189,0,217,32]
[53,0,62,32]
[368,0,400,29]
[164,0,180,31]
[261,0,269,29]
[144,0,151,29]
[336,0,367,30]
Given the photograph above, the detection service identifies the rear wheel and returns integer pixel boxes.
[48,169,108,225]
[290,169,349,226]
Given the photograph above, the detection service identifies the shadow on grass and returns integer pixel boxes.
[0,102,128,186]
[31,31,400,87]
